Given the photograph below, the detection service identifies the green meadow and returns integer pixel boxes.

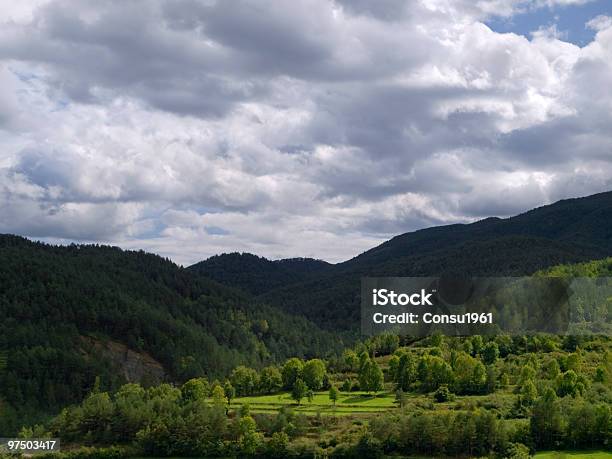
[534,452,612,458]
[228,390,397,415]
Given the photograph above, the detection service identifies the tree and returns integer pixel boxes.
[544,358,561,379]
[281,358,303,389]
[341,379,352,392]
[434,385,452,402]
[485,365,497,394]
[566,353,581,372]
[396,353,416,391]
[594,365,608,383]
[395,389,407,408]
[430,333,444,348]
[259,366,283,394]
[211,385,225,407]
[223,380,235,407]
[267,431,289,458]
[230,366,259,396]
[556,370,580,397]
[519,365,536,386]
[471,335,483,356]
[181,378,209,403]
[238,415,263,455]
[80,391,114,441]
[306,389,314,404]
[358,351,370,372]
[360,360,384,393]
[329,386,339,406]
[291,378,307,405]
[388,355,400,381]
[520,380,537,406]
[343,350,359,371]
[418,355,453,392]
[481,342,499,365]
[113,383,149,440]
[530,388,564,448]
[302,359,326,390]
[462,339,474,356]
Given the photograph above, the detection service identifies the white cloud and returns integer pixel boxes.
[586,15,612,32]
[0,0,611,264]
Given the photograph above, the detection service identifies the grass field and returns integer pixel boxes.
[534,452,612,458]
[228,390,397,415]
[225,387,521,417]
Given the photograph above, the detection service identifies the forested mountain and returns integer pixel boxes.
[2,190,612,434]
[188,253,330,295]
[0,236,345,432]
[191,191,612,329]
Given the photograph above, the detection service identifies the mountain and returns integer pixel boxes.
[188,252,330,295]
[0,235,345,431]
[191,191,612,329]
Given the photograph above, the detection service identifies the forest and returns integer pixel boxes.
[1,193,612,457]
[0,235,346,434]
[10,332,612,458]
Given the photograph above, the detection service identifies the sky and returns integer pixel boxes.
[0,0,611,265]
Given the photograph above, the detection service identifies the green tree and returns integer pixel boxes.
[329,385,339,406]
[544,358,561,379]
[360,360,384,393]
[396,352,416,391]
[481,342,499,365]
[259,366,283,393]
[230,366,259,396]
[238,415,263,455]
[113,383,149,441]
[485,365,497,394]
[520,380,537,405]
[302,359,326,390]
[530,388,564,448]
[343,349,359,371]
[267,431,289,457]
[223,380,235,407]
[281,358,303,389]
[434,384,452,402]
[291,378,307,405]
[594,365,608,383]
[395,389,407,408]
[418,355,454,392]
[181,378,209,403]
[471,335,483,355]
[358,351,370,372]
[556,370,580,397]
[80,391,114,441]
[211,385,225,407]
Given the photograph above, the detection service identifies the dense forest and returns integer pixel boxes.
[191,191,612,329]
[12,331,612,458]
[189,253,330,296]
[0,235,346,434]
[1,191,611,457]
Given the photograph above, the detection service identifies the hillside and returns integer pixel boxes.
[0,236,345,433]
[191,191,612,329]
[188,252,330,295]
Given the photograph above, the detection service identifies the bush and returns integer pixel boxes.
[434,384,452,402]
[504,442,531,459]
[37,446,132,459]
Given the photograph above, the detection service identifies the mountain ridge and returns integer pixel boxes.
[188,190,612,328]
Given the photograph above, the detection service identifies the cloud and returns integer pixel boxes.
[586,15,612,32]
[0,0,611,264]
